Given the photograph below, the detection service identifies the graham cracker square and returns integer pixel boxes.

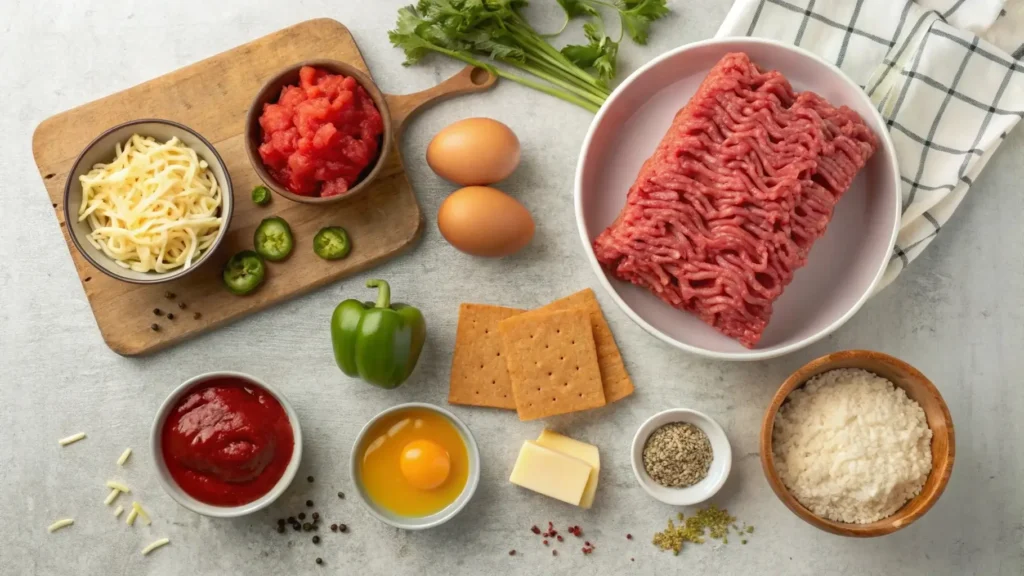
[448,303,524,410]
[533,289,634,403]
[499,308,606,421]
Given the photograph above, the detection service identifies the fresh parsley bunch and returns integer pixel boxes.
[389,0,670,112]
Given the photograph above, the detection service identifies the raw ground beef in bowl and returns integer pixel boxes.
[575,38,900,361]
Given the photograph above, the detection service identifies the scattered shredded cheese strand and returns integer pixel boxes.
[114,505,124,518]
[132,502,152,526]
[104,488,121,506]
[78,134,223,273]
[126,508,138,526]
[141,538,170,556]
[58,433,86,446]
[117,448,132,466]
[47,519,74,533]
[105,480,130,493]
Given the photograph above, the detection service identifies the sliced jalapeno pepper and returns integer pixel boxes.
[313,226,352,261]
[222,250,266,295]
[251,185,271,206]
[254,217,294,262]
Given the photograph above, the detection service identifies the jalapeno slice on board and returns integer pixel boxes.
[254,217,294,262]
[222,250,266,295]
[251,185,271,206]
[313,226,352,261]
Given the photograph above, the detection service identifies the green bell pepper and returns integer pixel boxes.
[331,279,426,389]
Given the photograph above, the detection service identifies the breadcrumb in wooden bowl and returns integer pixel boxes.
[760,350,954,537]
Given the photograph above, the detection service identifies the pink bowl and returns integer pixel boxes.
[575,38,901,361]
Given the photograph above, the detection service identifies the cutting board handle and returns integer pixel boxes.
[386,65,497,135]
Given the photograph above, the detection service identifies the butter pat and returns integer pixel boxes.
[509,441,592,506]
[535,430,600,509]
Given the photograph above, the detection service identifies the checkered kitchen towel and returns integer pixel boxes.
[718,0,1024,290]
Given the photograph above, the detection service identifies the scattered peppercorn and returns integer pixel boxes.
[193,312,202,320]
[292,524,301,532]
[337,491,345,499]
[307,476,314,483]
[303,522,312,531]
[330,524,338,532]
[741,539,748,545]
[306,500,314,507]
[552,550,558,556]
[626,534,633,540]
[153,308,163,316]
[312,512,320,521]
[178,301,187,309]
[508,550,516,556]
[288,516,296,523]
[298,513,306,520]
[339,524,348,533]
[165,291,176,299]
[315,558,323,565]
[276,525,285,533]
[585,541,591,547]
[312,536,321,544]
[277,519,285,526]
[531,525,540,534]
[556,535,563,542]
[167,313,175,320]
[150,323,159,331]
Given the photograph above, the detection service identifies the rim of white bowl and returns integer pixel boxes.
[149,371,303,518]
[574,37,902,361]
[349,402,481,531]
[631,408,733,506]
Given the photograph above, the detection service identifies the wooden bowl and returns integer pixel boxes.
[760,350,954,537]
[245,59,393,204]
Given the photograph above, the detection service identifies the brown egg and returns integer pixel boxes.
[426,118,521,186]
[437,186,534,257]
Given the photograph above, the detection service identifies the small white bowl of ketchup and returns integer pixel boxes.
[150,371,303,518]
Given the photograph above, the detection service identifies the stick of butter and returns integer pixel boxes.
[535,430,600,509]
[509,440,593,506]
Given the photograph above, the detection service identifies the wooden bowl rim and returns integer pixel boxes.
[244,59,394,205]
[760,349,955,537]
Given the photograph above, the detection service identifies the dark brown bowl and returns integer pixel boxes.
[245,60,393,204]
[760,350,955,537]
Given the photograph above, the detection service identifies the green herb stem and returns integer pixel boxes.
[506,58,606,106]
[427,43,600,112]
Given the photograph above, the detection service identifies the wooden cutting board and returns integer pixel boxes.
[32,18,496,356]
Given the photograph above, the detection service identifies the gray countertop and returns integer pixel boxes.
[1,1,1021,575]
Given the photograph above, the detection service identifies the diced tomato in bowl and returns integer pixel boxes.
[256,65,386,198]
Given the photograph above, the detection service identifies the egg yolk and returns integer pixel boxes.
[399,440,451,490]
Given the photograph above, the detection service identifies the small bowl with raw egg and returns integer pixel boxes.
[350,403,480,530]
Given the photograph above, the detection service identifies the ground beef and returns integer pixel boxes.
[593,53,878,348]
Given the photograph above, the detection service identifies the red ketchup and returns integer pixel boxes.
[162,377,294,506]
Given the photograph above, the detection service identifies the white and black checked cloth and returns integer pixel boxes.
[718,0,1024,290]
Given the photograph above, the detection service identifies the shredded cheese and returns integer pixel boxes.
[141,538,170,556]
[77,134,224,273]
[114,505,124,518]
[104,488,121,506]
[117,448,132,466]
[47,519,74,533]
[126,508,138,526]
[58,433,86,446]
[105,480,130,493]
[132,502,152,526]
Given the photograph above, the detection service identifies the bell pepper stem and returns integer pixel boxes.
[366,279,391,309]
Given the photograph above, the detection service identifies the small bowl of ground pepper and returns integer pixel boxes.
[631,409,732,506]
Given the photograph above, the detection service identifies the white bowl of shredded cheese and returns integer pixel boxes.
[761,350,954,537]
[63,119,233,283]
